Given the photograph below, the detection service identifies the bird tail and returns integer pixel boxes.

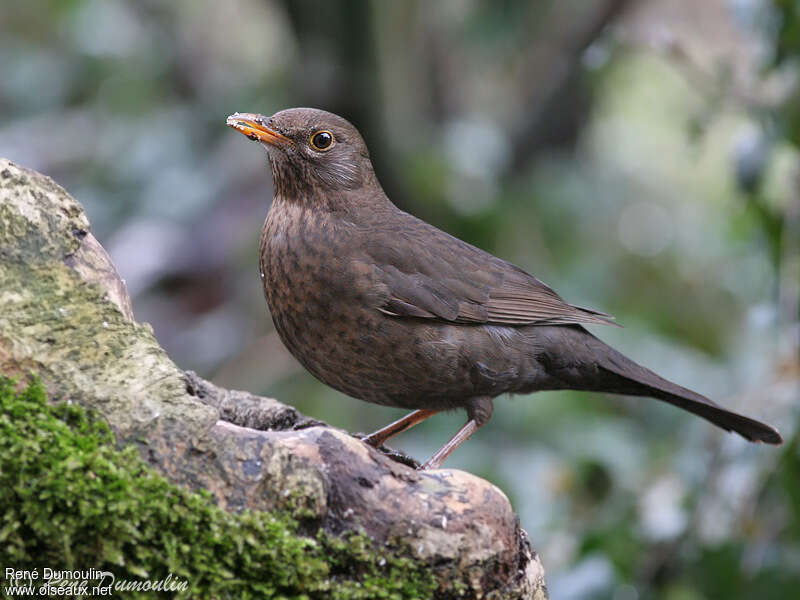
[569,328,783,444]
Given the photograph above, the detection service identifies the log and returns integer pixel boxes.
[0,158,547,599]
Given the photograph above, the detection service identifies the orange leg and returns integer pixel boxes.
[420,397,493,470]
[420,419,481,470]
[362,409,439,448]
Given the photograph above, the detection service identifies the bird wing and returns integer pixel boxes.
[359,211,616,327]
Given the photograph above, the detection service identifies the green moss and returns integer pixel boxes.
[0,376,436,599]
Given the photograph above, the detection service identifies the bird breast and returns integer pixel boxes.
[260,200,352,327]
[258,198,390,397]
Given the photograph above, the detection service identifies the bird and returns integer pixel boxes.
[226,107,782,469]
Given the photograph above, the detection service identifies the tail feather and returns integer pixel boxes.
[579,331,782,445]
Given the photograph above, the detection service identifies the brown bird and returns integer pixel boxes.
[227,108,782,469]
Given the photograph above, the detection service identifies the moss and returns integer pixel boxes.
[0,376,437,599]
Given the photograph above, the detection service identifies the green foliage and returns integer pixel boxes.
[771,0,800,148]
[0,376,436,599]
[772,0,800,68]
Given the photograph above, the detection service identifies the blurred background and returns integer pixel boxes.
[1,0,798,597]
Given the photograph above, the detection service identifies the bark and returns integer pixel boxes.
[0,158,547,599]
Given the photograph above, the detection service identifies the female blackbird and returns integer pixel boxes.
[227,108,781,469]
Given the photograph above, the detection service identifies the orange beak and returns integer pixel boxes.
[226,112,293,147]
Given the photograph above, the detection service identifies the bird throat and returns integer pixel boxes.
[268,154,310,201]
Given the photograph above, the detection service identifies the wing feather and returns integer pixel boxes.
[361,210,617,328]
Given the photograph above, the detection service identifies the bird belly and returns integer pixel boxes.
[268,277,536,410]
[270,309,485,409]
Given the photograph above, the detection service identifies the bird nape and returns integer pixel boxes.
[227,107,782,470]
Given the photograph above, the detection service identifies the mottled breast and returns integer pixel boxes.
[259,199,392,401]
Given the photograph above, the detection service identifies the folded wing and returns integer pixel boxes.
[360,211,616,327]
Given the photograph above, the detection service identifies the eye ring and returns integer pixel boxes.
[310,130,335,151]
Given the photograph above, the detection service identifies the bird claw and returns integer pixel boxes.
[353,433,421,469]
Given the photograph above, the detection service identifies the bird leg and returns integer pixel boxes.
[362,409,439,448]
[420,397,493,470]
[420,420,480,470]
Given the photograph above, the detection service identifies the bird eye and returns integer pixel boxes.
[310,130,334,151]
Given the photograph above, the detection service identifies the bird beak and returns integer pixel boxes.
[226,112,293,147]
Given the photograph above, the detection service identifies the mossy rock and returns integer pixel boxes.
[0,376,437,599]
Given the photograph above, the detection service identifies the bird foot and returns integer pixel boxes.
[352,432,421,469]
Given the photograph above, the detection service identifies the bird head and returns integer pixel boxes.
[227,108,375,200]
